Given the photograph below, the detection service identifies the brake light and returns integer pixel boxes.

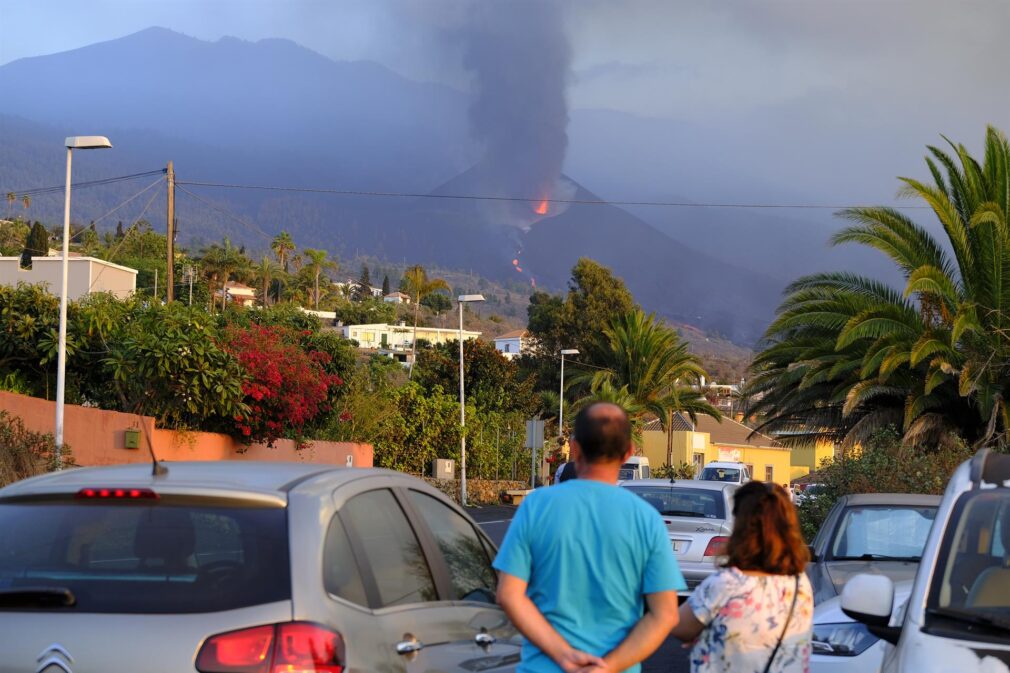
[76,487,158,499]
[703,536,729,557]
[196,622,344,673]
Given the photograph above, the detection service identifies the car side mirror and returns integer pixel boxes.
[841,574,901,644]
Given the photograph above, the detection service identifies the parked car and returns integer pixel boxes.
[0,462,518,673]
[621,478,736,595]
[618,456,651,481]
[807,493,940,604]
[810,581,914,672]
[840,449,1010,672]
[697,461,752,485]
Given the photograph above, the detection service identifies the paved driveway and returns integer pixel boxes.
[470,505,690,673]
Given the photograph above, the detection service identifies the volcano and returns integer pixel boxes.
[383,166,780,343]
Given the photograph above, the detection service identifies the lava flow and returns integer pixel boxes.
[534,198,549,215]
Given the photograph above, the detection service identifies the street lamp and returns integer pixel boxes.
[559,349,579,443]
[457,293,485,505]
[55,136,112,464]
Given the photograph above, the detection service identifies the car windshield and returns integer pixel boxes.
[700,467,740,482]
[927,491,1010,623]
[0,501,290,614]
[830,504,936,560]
[624,486,725,519]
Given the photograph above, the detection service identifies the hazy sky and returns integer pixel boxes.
[3,0,1009,204]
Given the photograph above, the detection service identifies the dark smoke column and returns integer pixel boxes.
[463,1,570,216]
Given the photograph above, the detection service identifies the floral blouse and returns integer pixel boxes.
[685,568,813,673]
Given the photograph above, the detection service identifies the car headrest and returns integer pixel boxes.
[134,509,196,564]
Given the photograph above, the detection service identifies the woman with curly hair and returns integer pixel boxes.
[670,481,813,673]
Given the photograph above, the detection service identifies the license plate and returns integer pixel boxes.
[671,540,687,554]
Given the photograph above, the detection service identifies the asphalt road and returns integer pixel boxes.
[469,506,691,673]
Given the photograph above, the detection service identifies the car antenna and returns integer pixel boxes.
[137,414,168,477]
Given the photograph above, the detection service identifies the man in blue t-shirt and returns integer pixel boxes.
[494,402,685,673]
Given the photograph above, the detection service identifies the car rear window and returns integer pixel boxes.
[0,501,290,614]
[700,467,740,482]
[624,486,726,519]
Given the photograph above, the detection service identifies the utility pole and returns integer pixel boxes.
[153,268,158,299]
[166,160,175,302]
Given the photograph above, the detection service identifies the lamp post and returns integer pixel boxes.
[559,349,579,440]
[457,293,485,505]
[55,136,112,465]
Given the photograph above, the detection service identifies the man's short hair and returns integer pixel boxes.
[573,402,631,463]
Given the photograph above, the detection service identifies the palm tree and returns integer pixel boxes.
[20,195,30,214]
[749,126,1010,449]
[199,239,250,311]
[303,248,338,309]
[271,231,295,272]
[5,192,14,218]
[400,265,449,378]
[572,310,721,464]
[255,257,283,308]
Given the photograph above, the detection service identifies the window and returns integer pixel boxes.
[504,343,510,352]
[765,465,774,482]
[0,502,289,614]
[692,453,705,474]
[624,486,725,519]
[341,489,436,607]
[322,515,368,606]
[407,491,496,602]
[745,464,754,480]
[700,466,740,483]
[830,505,937,561]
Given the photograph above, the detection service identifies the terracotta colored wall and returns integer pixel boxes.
[0,391,372,468]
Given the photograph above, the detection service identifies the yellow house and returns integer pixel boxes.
[787,437,840,481]
[641,414,793,485]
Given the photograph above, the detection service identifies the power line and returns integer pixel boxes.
[176,179,931,211]
[174,184,275,243]
[3,170,167,197]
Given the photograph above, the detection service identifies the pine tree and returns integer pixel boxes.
[354,264,372,301]
[382,274,391,296]
[115,221,125,240]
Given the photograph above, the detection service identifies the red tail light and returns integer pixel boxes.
[196,622,344,673]
[76,487,158,500]
[703,536,729,557]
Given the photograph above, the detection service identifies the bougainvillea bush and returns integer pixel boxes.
[224,324,342,445]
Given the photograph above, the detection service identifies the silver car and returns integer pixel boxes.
[807,492,940,604]
[621,479,736,595]
[0,462,519,673]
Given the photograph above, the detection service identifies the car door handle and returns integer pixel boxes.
[474,631,496,647]
[396,636,424,655]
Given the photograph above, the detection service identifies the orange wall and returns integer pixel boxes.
[0,391,373,468]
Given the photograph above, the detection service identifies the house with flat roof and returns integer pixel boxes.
[493,329,529,360]
[0,256,136,300]
[340,322,481,363]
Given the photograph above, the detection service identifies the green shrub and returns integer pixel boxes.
[0,411,73,487]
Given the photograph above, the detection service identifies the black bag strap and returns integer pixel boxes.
[763,575,800,673]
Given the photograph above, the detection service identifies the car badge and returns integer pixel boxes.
[36,644,74,673]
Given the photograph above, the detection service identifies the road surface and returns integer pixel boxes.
[469,505,691,673]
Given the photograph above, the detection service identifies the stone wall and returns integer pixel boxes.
[423,478,527,505]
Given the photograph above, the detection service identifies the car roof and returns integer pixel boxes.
[621,479,736,492]
[0,461,389,499]
[840,492,942,507]
[703,462,745,468]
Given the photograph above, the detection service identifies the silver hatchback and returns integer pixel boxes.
[0,462,519,673]
[621,479,737,595]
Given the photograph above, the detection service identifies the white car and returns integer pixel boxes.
[811,581,912,672]
[697,461,752,485]
[840,448,1010,673]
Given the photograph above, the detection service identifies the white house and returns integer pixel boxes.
[494,329,529,360]
[216,281,257,307]
[383,291,411,304]
[0,256,136,300]
[341,322,480,353]
[334,279,383,298]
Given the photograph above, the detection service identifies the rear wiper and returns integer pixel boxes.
[0,587,76,609]
[833,553,920,562]
[927,607,1010,634]
[662,510,702,517]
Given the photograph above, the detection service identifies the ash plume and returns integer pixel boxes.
[461,1,571,224]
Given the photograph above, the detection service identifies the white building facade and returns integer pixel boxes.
[0,256,136,300]
[493,329,529,360]
[341,322,480,351]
